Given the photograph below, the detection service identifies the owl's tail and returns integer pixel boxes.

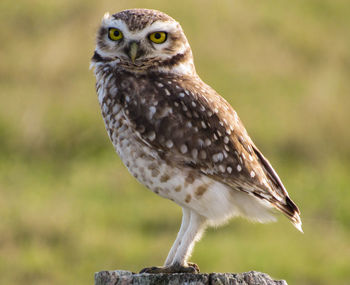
[275,196,303,233]
[252,146,303,232]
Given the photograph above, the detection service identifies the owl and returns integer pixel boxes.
[91,9,302,274]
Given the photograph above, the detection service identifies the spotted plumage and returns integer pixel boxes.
[91,8,302,274]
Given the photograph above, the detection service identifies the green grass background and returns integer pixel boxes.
[1,0,350,284]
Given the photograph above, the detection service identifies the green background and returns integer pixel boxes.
[1,0,349,284]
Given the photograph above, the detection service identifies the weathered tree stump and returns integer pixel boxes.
[95,270,288,285]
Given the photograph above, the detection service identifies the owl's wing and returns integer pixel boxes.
[118,73,300,222]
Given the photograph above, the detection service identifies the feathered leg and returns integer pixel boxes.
[171,210,206,270]
[140,209,207,274]
[164,207,191,266]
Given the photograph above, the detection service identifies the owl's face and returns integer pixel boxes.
[93,9,195,74]
[95,9,192,72]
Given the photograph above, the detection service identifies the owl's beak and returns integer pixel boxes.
[128,42,139,63]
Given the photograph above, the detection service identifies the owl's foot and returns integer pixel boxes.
[139,262,200,274]
[187,262,200,272]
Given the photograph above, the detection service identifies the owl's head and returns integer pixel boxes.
[92,9,195,75]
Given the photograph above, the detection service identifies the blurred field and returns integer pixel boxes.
[1,0,350,284]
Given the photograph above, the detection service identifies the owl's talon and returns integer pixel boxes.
[187,262,200,273]
[139,263,200,274]
[139,266,158,274]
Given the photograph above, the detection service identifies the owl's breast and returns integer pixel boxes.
[95,69,167,196]
[100,95,160,191]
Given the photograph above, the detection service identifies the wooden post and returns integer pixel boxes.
[95,270,288,285]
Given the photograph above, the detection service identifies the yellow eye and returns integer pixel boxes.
[108,28,123,41]
[149,32,167,44]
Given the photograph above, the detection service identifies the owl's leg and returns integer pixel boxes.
[171,210,207,269]
[163,207,191,266]
[140,210,207,274]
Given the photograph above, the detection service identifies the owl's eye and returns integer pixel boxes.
[149,32,167,44]
[108,28,123,41]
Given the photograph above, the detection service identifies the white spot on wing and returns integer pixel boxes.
[217,152,224,161]
[149,106,156,118]
[234,112,239,123]
[197,138,204,147]
[248,145,253,153]
[191,148,198,159]
[148,131,156,141]
[180,144,188,154]
[200,150,207,159]
[166,140,174,148]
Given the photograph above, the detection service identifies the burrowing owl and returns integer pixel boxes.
[91,9,302,274]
